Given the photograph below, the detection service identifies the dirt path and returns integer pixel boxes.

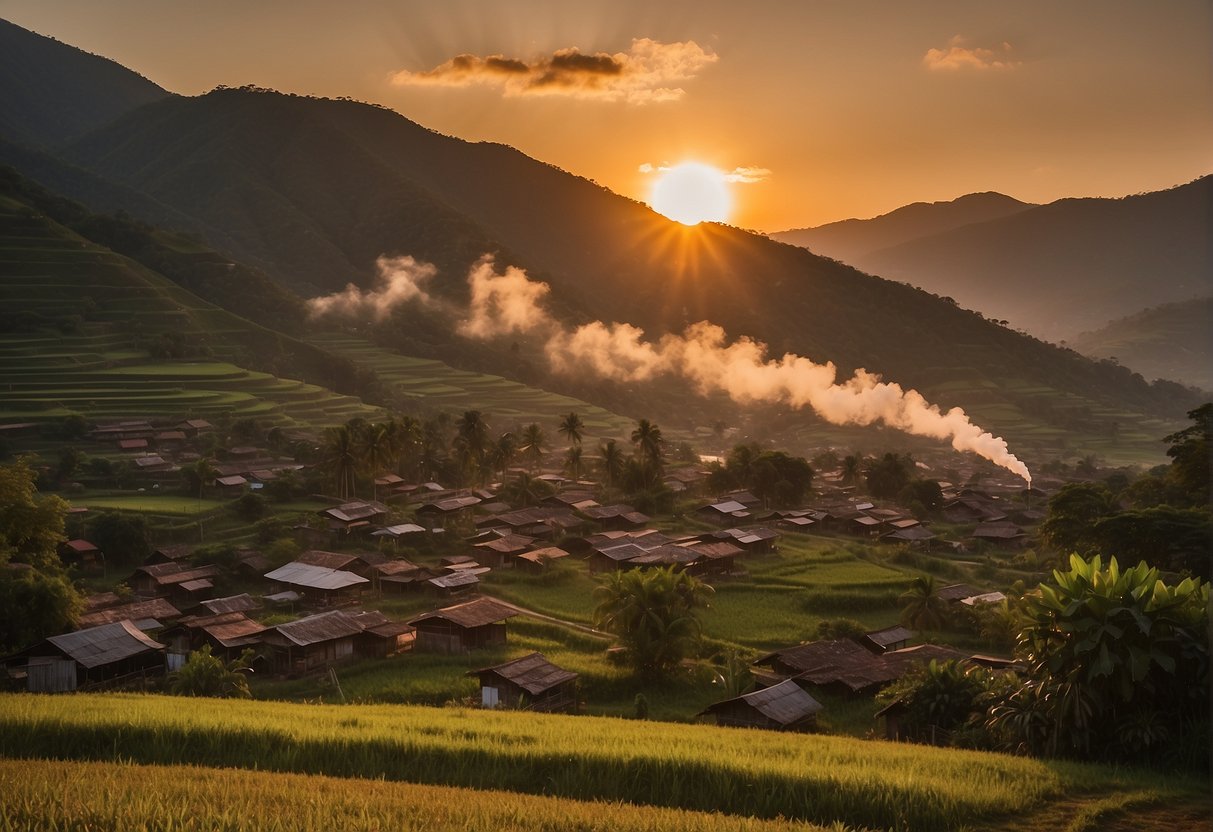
[486,596,611,640]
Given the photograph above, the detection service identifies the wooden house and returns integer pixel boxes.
[698,679,822,731]
[145,545,194,566]
[59,539,102,570]
[263,561,369,605]
[77,597,181,630]
[319,500,390,534]
[128,562,220,600]
[469,652,578,712]
[262,610,364,674]
[169,611,268,661]
[516,546,570,573]
[13,620,166,692]
[696,500,751,525]
[426,570,484,597]
[410,597,519,653]
[349,611,414,657]
[372,558,428,593]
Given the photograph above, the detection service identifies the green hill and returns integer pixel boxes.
[1067,299,1213,392]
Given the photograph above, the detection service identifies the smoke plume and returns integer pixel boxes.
[306,256,437,321]
[309,255,1032,482]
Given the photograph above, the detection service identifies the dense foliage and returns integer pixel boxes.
[168,646,254,699]
[593,566,714,681]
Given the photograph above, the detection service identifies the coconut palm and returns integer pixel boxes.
[592,565,714,680]
[631,419,664,471]
[841,454,863,487]
[519,423,546,472]
[598,439,624,499]
[386,416,421,477]
[488,431,518,483]
[564,445,584,480]
[558,411,585,447]
[899,575,948,630]
[322,424,360,499]
[454,410,492,486]
[358,422,395,499]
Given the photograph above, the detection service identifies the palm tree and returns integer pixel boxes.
[841,454,862,487]
[558,411,585,447]
[564,445,584,480]
[631,419,664,471]
[592,566,714,680]
[899,575,948,630]
[520,423,546,472]
[500,470,552,507]
[386,416,421,478]
[598,439,624,499]
[488,431,518,483]
[358,422,395,500]
[322,424,360,499]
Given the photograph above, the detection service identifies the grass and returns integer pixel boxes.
[0,758,848,832]
[75,495,230,515]
[2,693,1199,832]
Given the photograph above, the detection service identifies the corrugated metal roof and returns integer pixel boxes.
[201,594,262,615]
[428,572,481,589]
[78,598,180,628]
[296,550,359,570]
[472,652,577,694]
[203,616,268,648]
[273,610,364,647]
[412,597,518,628]
[264,562,369,591]
[47,620,165,668]
[701,679,822,725]
[864,626,915,648]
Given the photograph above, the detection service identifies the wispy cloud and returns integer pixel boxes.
[923,36,1020,71]
[391,38,717,104]
[638,162,772,184]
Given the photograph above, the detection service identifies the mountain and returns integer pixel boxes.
[1067,299,1213,392]
[0,29,1201,462]
[776,179,1213,344]
[772,192,1035,263]
[0,19,170,149]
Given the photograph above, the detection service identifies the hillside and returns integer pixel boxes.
[1068,299,1213,392]
[772,192,1035,263]
[41,89,1198,457]
[780,179,1213,344]
[0,169,636,435]
[0,19,170,149]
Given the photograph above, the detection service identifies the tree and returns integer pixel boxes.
[899,575,948,630]
[1092,506,1212,579]
[87,511,151,567]
[499,471,554,507]
[864,453,915,499]
[359,421,397,496]
[990,554,1209,761]
[876,659,991,744]
[454,411,491,486]
[558,411,584,447]
[0,565,82,652]
[322,424,360,499]
[631,419,664,473]
[1163,402,1211,507]
[519,423,546,472]
[1038,482,1117,556]
[592,565,714,680]
[598,439,624,498]
[840,454,863,487]
[181,457,216,500]
[899,479,944,515]
[750,450,814,509]
[168,645,254,698]
[564,445,584,480]
[0,457,69,572]
[489,431,518,481]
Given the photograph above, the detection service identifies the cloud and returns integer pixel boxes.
[923,36,1020,71]
[723,166,771,184]
[638,162,771,184]
[306,255,437,321]
[391,38,717,104]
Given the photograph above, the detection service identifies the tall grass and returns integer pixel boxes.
[0,693,1181,832]
[0,758,848,832]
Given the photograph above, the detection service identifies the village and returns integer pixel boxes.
[2,410,1048,737]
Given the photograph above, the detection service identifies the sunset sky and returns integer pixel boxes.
[2,0,1209,230]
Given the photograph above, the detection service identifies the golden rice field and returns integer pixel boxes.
[0,693,1195,832]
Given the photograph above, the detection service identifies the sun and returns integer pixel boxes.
[650,162,732,226]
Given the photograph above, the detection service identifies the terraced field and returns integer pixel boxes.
[310,333,637,440]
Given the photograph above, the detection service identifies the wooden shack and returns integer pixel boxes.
[469,652,578,713]
[14,620,166,692]
[410,597,519,653]
[262,610,364,674]
[699,679,822,731]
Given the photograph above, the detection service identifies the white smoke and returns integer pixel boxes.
[457,256,553,338]
[306,255,437,321]
[310,254,1032,483]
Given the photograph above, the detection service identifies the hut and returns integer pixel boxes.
[410,597,519,653]
[469,652,579,712]
[861,625,915,654]
[699,679,822,731]
[263,561,369,605]
[13,620,166,692]
[77,597,181,630]
[59,539,102,570]
[262,610,364,674]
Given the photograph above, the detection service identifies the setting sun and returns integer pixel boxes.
[650,162,731,225]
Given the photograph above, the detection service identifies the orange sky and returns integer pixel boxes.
[2,0,1210,230]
